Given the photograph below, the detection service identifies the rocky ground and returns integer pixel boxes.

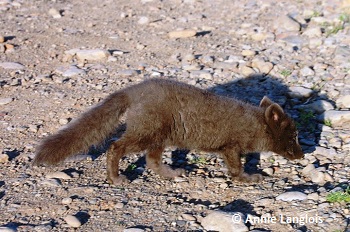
[1,0,350,231]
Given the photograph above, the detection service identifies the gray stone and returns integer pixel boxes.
[0,98,13,105]
[0,62,25,70]
[280,35,304,47]
[288,86,313,98]
[201,211,248,232]
[62,66,86,77]
[306,100,334,114]
[307,193,319,201]
[119,69,139,77]
[276,15,300,31]
[318,110,350,127]
[40,179,62,187]
[334,45,350,65]
[276,191,307,201]
[313,146,337,158]
[190,70,212,79]
[302,163,315,176]
[303,26,322,37]
[299,66,315,77]
[310,170,325,183]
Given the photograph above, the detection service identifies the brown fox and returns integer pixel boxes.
[33,78,303,185]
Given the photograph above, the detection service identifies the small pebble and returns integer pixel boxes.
[46,171,72,180]
[62,197,73,205]
[0,153,9,163]
[168,29,197,38]
[48,8,62,18]
[276,191,307,201]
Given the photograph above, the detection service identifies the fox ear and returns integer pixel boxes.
[265,103,285,124]
[259,96,274,108]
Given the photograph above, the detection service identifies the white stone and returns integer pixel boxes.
[263,168,274,175]
[48,8,61,19]
[299,66,315,77]
[64,215,81,228]
[276,191,307,201]
[201,211,248,232]
[138,16,149,25]
[61,197,73,204]
[318,110,350,127]
[123,229,145,232]
[76,49,110,61]
[310,170,325,183]
[40,179,61,187]
[336,95,350,108]
[46,171,72,180]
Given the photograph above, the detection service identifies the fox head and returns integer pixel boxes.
[260,96,304,160]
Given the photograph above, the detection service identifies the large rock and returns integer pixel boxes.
[201,211,248,232]
[288,86,313,98]
[318,110,350,128]
[336,95,350,108]
[0,62,25,70]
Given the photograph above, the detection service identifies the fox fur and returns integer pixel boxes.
[33,78,304,184]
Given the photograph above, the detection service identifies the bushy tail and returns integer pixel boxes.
[33,92,130,165]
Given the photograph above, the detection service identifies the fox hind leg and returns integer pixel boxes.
[106,137,143,185]
[146,147,185,178]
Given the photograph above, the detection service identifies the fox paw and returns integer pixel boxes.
[234,173,263,183]
[107,174,129,185]
[154,165,185,179]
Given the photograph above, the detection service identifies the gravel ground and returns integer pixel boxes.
[1,0,350,231]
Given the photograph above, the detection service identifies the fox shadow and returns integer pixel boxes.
[204,73,329,176]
